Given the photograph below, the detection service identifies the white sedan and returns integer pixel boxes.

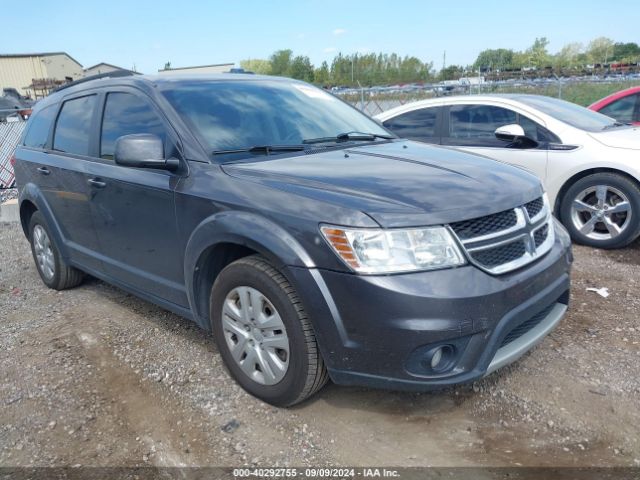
[376,95,640,248]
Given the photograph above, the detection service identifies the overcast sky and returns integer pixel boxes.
[3,0,638,73]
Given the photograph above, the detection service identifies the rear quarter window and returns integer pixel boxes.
[23,104,57,149]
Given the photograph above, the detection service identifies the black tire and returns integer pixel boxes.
[210,255,328,407]
[28,211,84,290]
[560,172,640,249]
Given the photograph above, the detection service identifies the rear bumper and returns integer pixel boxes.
[285,221,572,391]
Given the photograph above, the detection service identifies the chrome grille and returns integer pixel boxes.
[449,195,554,275]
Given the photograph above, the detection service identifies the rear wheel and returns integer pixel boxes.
[28,211,84,289]
[210,255,328,406]
[560,172,640,249]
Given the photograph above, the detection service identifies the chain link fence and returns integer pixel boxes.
[337,78,640,116]
[0,121,26,189]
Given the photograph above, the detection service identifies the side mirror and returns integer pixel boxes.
[494,124,526,142]
[114,134,179,170]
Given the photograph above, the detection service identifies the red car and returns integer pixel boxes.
[589,86,640,125]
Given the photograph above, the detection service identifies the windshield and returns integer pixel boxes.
[161,80,392,155]
[516,95,618,132]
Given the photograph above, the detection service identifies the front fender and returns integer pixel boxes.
[184,211,316,328]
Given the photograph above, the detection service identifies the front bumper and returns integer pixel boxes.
[286,222,573,391]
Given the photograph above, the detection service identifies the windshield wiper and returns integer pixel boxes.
[212,145,306,155]
[303,131,394,144]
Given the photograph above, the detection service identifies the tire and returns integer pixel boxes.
[28,211,84,290]
[560,172,640,249]
[210,255,328,407]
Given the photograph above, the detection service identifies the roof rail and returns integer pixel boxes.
[53,70,136,93]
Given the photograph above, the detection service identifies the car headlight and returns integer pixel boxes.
[320,225,466,274]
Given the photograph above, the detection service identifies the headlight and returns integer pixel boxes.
[320,225,466,274]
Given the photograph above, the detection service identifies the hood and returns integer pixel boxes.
[222,141,542,228]
[588,126,640,150]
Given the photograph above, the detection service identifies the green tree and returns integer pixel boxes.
[328,52,433,86]
[526,37,550,68]
[587,37,614,64]
[473,48,514,71]
[314,61,330,85]
[612,42,640,63]
[239,58,272,74]
[289,55,315,82]
[269,49,293,76]
[554,42,583,69]
[439,65,464,81]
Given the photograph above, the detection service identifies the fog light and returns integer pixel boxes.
[420,344,455,373]
[431,347,444,369]
[409,341,466,376]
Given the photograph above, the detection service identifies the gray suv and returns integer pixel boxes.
[13,73,572,406]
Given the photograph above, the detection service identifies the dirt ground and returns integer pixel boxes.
[1,220,639,468]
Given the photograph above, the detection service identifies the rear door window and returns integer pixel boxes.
[53,95,97,155]
[23,104,57,149]
[382,107,440,143]
[100,92,167,160]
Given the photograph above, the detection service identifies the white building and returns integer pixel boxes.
[83,63,139,77]
[0,52,84,97]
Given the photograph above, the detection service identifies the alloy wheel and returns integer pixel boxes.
[570,185,632,241]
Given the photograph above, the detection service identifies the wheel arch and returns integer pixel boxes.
[19,199,38,238]
[18,183,70,260]
[184,211,316,330]
[553,167,640,216]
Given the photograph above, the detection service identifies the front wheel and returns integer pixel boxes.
[560,172,640,249]
[210,255,328,406]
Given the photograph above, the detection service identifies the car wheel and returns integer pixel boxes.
[28,211,84,289]
[210,255,329,407]
[560,172,640,249]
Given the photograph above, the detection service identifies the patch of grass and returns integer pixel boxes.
[482,81,640,106]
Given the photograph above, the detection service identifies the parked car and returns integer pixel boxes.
[13,75,572,406]
[3,87,34,106]
[377,95,640,249]
[0,96,31,122]
[589,86,640,125]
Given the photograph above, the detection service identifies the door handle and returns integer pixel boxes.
[37,166,50,175]
[87,178,107,188]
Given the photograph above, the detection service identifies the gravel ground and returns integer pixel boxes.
[1,220,639,468]
[0,188,18,203]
